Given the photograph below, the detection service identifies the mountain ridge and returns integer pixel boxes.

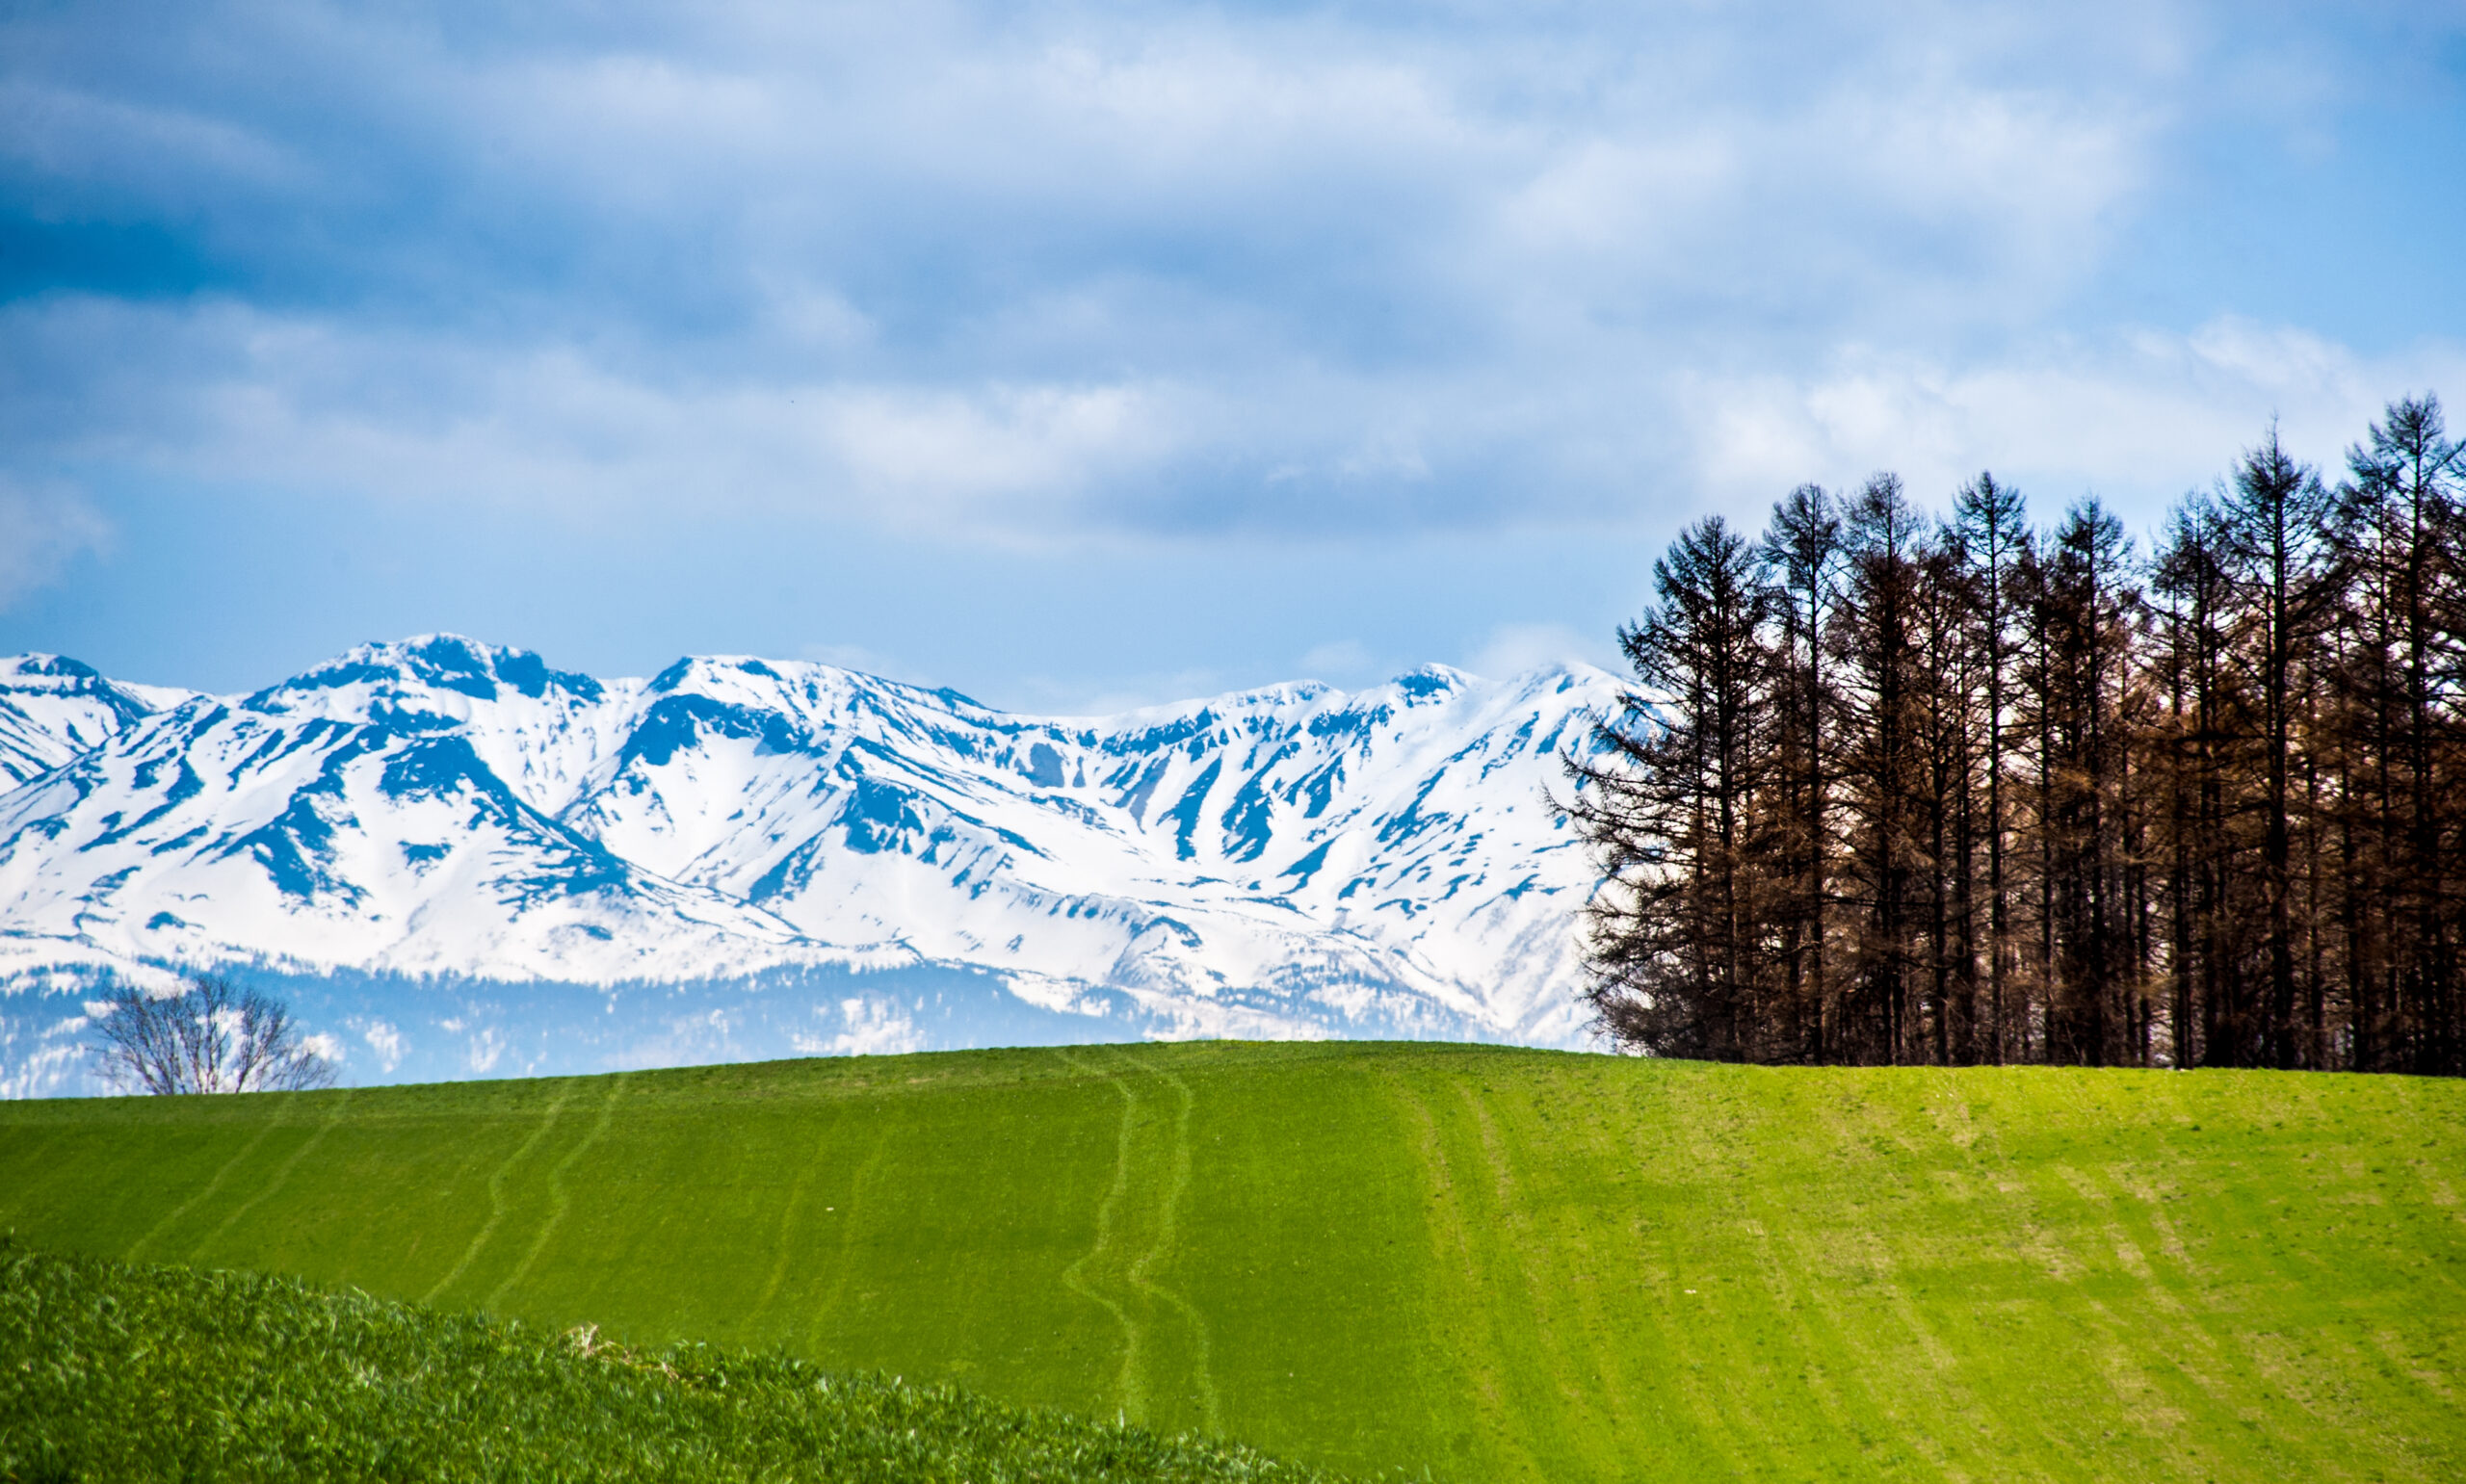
[0,636,1618,1092]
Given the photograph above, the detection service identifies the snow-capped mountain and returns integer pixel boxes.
[0,637,1616,1093]
[0,655,190,788]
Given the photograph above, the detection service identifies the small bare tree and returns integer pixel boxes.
[90,973,336,1094]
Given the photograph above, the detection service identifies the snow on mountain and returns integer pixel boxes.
[0,655,187,787]
[0,636,1618,1091]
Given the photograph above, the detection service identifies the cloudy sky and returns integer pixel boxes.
[4,0,2461,710]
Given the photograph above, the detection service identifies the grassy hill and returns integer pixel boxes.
[0,1241,1338,1483]
[2,1041,2460,1481]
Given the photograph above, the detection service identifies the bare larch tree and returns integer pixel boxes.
[90,973,336,1094]
[1572,393,2464,1076]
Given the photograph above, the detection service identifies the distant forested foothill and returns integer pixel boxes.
[1568,394,2466,1077]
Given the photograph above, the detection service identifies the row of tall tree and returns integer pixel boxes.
[1567,396,2466,1076]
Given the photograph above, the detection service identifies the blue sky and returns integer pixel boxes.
[4,0,2462,711]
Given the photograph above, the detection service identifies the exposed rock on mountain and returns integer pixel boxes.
[0,637,1614,1090]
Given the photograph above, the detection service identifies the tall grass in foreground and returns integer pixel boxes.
[0,1241,1345,1484]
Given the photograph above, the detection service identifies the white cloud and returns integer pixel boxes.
[798,642,931,686]
[1014,666,1234,718]
[811,381,1185,526]
[0,77,306,199]
[0,480,110,612]
[463,1025,505,1075]
[8,296,1203,540]
[1463,622,1609,680]
[358,1018,406,1073]
[1678,319,2466,527]
[0,2,2243,536]
[1298,639,1375,683]
[796,997,928,1057]
[1,0,2453,573]
[13,291,2456,570]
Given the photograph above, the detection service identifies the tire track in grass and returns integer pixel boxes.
[1821,1076,1983,1482]
[751,1098,848,1333]
[1379,1064,1521,1472]
[1112,1048,1220,1437]
[804,1129,896,1354]
[420,1080,575,1307]
[1942,1076,2108,1470]
[123,1105,290,1263]
[1446,1074,1603,1480]
[1057,1046,1146,1422]
[187,1088,355,1266]
[1588,1066,1779,1478]
[1463,1070,1660,1479]
[0,1130,72,1229]
[485,1073,630,1314]
[2064,1151,2243,1451]
[1778,1073,1979,1472]
[1708,1078,1901,1472]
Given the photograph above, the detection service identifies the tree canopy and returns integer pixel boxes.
[1570,395,2466,1075]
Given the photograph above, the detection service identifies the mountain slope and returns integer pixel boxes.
[0,638,1617,1086]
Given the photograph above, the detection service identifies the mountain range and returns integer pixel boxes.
[0,637,1617,1093]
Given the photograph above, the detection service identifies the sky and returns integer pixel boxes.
[4,0,2463,713]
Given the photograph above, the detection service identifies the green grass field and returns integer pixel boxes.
[2,1041,2460,1482]
[0,1241,1337,1483]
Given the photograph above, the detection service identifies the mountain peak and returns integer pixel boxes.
[1,653,105,688]
[1391,663,1474,698]
[256,635,605,709]
[0,653,166,786]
